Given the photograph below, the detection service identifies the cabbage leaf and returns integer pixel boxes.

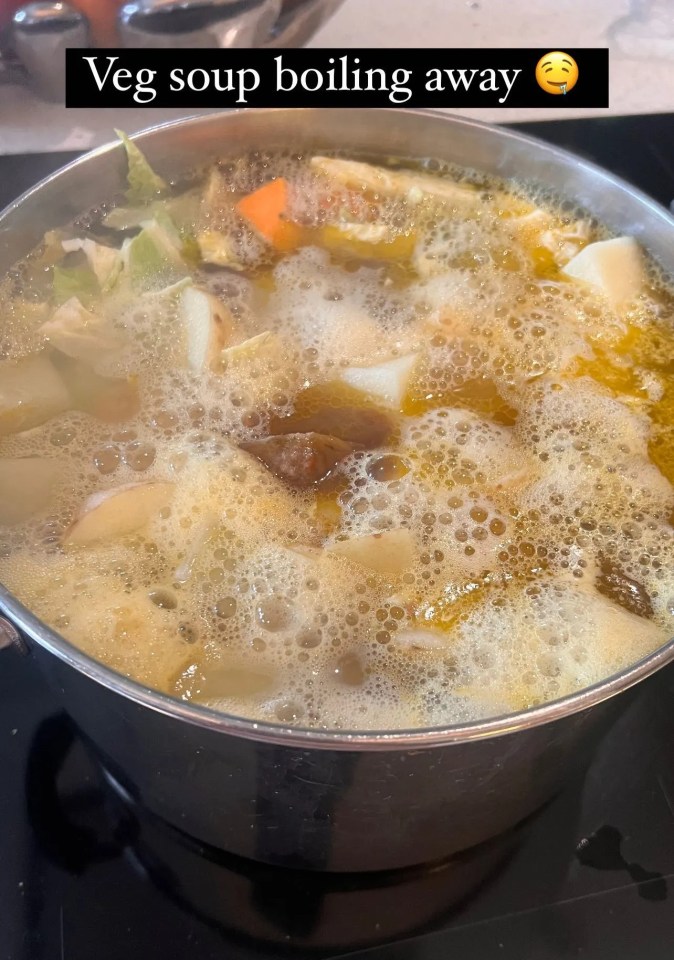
[53,264,99,306]
[116,129,167,204]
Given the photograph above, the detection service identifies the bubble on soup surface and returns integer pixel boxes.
[255,597,294,632]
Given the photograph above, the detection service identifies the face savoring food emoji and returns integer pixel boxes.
[535,51,579,95]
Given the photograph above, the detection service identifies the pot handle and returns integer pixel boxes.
[0,615,29,655]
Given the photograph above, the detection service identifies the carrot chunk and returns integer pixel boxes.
[236,178,303,251]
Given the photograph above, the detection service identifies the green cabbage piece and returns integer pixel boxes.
[116,129,167,204]
[61,238,123,293]
[103,188,203,269]
[102,206,147,231]
[53,264,99,306]
[104,189,200,232]
[122,218,188,292]
[104,191,202,266]
[181,234,202,267]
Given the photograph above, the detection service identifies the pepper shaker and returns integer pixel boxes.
[118,0,283,50]
[11,2,89,101]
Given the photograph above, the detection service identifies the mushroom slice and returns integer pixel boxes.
[240,433,358,489]
[271,403,394,448]
[63,481,174,546]
[596,559,654,620]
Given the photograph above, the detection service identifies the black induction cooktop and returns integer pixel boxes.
[2,113,674,960]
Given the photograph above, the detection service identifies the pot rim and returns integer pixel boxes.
[2,107,674,751]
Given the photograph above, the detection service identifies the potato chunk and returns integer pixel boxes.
[220,330,280,367]
[64,482,174,546]
[321,223,416,261]
[327,528,416,576]
[180,286,238,372]
[0,355,70,435]
[563,237,644,308]
[39,297,122,365]
[0,458,62,525]
[311,157,476,206]
[394,628,447,651]
[197,230,243,270]
[201,168,231,212]
[66,583,192,688]
[450,581,667,708]
[341,354,419,410]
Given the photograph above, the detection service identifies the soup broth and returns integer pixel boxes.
[1,139,673,730]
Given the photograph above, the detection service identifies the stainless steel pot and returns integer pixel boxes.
[1,109,673,873]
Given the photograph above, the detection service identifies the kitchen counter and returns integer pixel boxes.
[0,0,672,153]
